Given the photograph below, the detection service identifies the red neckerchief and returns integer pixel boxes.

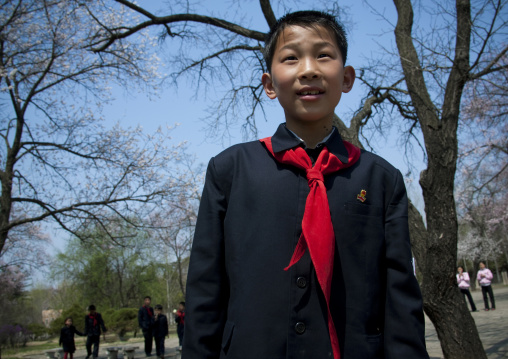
[145,306,153,317]
[260,137,360,359]
[89,314,97,327]
[177,310,185,325]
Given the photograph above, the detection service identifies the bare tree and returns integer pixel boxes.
[0,0,190,268]
[94,0,507,357]
[149,158,203,297]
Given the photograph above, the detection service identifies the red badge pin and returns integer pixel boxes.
[357,189,367,202]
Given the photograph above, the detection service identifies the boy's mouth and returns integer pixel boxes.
[297,87,324,96]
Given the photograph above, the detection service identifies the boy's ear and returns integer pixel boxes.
[342,66,356,93]
[262,73,278,99]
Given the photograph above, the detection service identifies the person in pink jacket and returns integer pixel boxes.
[457,266,477,312]
[477,261,496,311]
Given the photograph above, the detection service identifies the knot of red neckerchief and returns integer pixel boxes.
[260,137,360,359]
[306,167,324,186]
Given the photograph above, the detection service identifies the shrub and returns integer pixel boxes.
[107,308,138,339]
[0,324,31,348]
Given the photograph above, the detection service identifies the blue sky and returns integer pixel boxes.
[103,0,409,167]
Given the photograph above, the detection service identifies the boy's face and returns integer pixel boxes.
[65,318,72,326]
[262,25,355,129]
[144,298,151,306]
[155,309,162,315]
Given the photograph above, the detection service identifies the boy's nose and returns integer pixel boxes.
[299,58,321,79]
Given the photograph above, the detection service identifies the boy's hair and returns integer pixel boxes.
[144,296,151,300]
[155,304,163,310]
[263,10,348,73]
[479,261,486,266]
[88,304,96,311]
[179,301,185,306]
[64,316,73,323]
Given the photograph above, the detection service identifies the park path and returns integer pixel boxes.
[18,285,508,358]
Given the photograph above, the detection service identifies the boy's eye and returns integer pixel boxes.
[283,56,297,62]
[318,53,330,58]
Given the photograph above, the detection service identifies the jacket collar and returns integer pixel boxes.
[270,123,352,164]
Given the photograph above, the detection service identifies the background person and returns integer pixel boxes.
[477,261,496,311]
[84,305,107,359]
[175,302,185,350]
[153,304,169,359]
[457,266,477,312]
[59,317,84,359]
[138,295,155,356]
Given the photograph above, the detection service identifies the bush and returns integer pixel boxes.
[26,323,49,340]
[0,324,31,348]
[107,308,138,339]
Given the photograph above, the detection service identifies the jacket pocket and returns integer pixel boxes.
[345,201,383,217]
[221,321,235,354]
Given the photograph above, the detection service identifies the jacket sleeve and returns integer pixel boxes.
[138,308,143,328]
[84,315,89,335]
[59,328,63,345]
[164,316,169,337]
[182,158,229,359]
[99,313,107,332]
[383,170,429,358]
[74,326,85,337]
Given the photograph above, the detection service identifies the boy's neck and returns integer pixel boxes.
[286,121,334,149]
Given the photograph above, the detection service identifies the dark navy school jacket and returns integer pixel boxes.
[183,124,429,359]
[138,306,154,331]
[84,312,106,336]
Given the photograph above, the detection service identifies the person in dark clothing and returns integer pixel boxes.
[138,296,155,356]
[174,302,185,350]
[183,10,428,359]
[59,317,84,359]
[84,304,107,359]
[153,304,169,359]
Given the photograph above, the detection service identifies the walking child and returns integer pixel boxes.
[59,317,85,359]
[183,10,429,359]
[153,304,169,359]
[84,304,107,359]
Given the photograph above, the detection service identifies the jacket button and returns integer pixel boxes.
[296,276,307,288]
[295,322,306,334]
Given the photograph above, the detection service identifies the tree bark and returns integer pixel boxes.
[392,0,486,358]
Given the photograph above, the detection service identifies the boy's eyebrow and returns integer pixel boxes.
[278,40,337,52]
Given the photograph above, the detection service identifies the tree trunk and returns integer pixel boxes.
[392,0,486,357]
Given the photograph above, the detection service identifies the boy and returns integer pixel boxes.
[174,302,185,350]
[84,305,107,359]
[138,296,155,356]
[183,10,429,359]
[153,304,169,359]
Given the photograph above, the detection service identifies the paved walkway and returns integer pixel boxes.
[21,337,181,359]
[425,285,508,359]
[15,286,508,358]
